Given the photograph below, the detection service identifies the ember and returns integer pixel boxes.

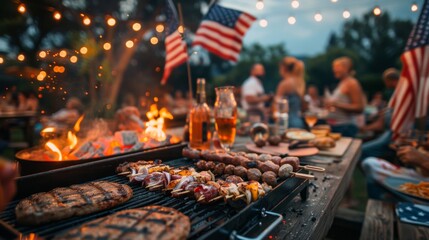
[19,105,179,161]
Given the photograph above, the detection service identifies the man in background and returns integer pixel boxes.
[241,63,272,112]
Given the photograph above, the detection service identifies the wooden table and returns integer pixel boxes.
[232,136,362,240]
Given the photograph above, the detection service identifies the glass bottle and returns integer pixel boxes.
[189,78,211,149]
[214,86,237,151]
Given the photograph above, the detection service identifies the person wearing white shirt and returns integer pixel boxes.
[241,64,271,111]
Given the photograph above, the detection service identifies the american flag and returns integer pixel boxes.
[389,0,429,138]
[192,4,256,62]
[161,0,188,85]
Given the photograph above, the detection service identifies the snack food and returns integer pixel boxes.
[399,182,429,200]
[310,137,336,149]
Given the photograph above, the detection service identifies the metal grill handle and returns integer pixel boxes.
[230,208,283,240]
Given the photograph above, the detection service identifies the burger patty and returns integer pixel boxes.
[15,181,133,225]
[54,206,191,240]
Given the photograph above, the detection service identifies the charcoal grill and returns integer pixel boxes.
[1,145,309,240]
[15,141,184,176]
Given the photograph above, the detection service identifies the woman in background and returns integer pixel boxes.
[275,57,306,128]
[325,57,364,137]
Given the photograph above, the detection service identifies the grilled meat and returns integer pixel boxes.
[54,206,190,240]
[15,181,132,226]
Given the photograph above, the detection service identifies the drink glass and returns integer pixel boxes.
[304,111,318,129]
[214,86,237,151]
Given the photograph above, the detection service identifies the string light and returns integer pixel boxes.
[331,0,338,3]
[69,56,78,63]
[83,16,91,25]
[125,40,134,48]
[17,54,25,61]
[39,51,47,58]
[17,4,26,13]
[107,17,116,26]
[178,25,184,33]
[150,37,159,45]
[314,12,323,22]
[291,0,299,9]
[37,71,46,81]
[53,11,62,20]
[342,9,351,19]
[259,18,268,27]
[288,16,296,25]
[132,22,141,31]
[103,42,111,50]
[80,47,88,54]
[411,2,418,12]
[256,0,264,10]
[156,24,164,33]
[59,50,67,57]
[373,6,381,16]
[0,57,3,64]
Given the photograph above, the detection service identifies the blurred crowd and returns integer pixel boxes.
[0,87,39,113]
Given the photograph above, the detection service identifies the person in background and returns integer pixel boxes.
[276,57,306,128]
[0,159,18,211]
[241,63,272,111]
[304,85,321,112]
[26,91,39,112]
[369,92,385,110]
[121,93,136,108]
[16,92,27,112]
[359,68,401,160]
[325,57,364,137]
[362,137,429,201]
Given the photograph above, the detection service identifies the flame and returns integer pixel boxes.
[46,141,63,161]
[74,115,84,132]
[144,104,173,142]
[41,127,55,133]
[67,131,78,150]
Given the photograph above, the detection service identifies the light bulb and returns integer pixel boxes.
[125,40,134,48]
[291,0,299,9]
[259,18,268,27]
[411,3,418,12]
[53,11,62,20]
[132,22,141,31]
[103,42,111,50]
[107,17,116,26]
[314,12,323,22]
[256,0,264,10]
[373,6,381,16]
[288,16,296,25]
[342,10,351,19]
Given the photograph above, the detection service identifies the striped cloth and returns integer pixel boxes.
[161,0,188,85]
[192,4,256,62]
[389,0,429,139]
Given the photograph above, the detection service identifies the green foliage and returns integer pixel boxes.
[214,43,288,93]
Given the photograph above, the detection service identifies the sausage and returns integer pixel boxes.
[224,165,235,175]
[262,171,277,186]
[259,161,279,174]
[200,150,212,161]
[195,160,207,170]
[206,161,216,170]
[182,148,201,159]
[247,168,262,181]
[278,164,293,179]
[271,156,282,165]
[280,157,300,171]
[221,154,234,165]
[233,166,248,178]
[213,163,225,175]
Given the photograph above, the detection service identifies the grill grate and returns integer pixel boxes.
[0,157,308,239]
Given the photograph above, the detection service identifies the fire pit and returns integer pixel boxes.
[16,105,182,175]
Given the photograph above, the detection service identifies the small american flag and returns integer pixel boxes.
[161,0,188,85]
[192,4,256,62]
[389,0,429,138]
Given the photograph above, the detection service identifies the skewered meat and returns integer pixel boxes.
[220,154,234,164]
[232,156,247,166]
[53,206,190,240]
[226,175,244,184]
[246,153,259,161]
[194,183,219,203]
[233,166,248,178]
[196,160,207,170]
[143,172,170,188]
[247,168,262,181]
[206,161,216,171]
[278,164,294,179]
[239,158,252,168]
[262,171,277,186]
[271,156,282,165]
[280,157,299,171]
[16,181,132,225]
[259,161,279,174]
[197,171,215,182]
[258,154,272,162]
[213,163,225,175]
[224,164,235,175]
